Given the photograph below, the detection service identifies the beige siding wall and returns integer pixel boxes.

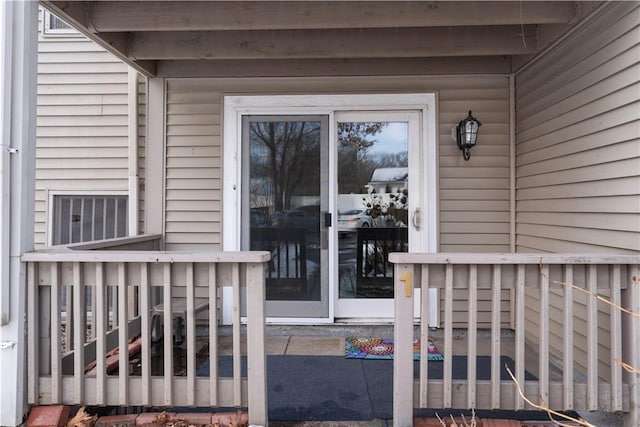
[165,75,511,324]
[515,3,640,379]
[35,8,135,247]
[165,76,511,250]
[515,2,639,254]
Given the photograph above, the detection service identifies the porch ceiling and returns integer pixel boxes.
[40,1,602,77]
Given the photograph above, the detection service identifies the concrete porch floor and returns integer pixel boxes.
[127,324,620,426]
[148,323,566,384]
[215,324,559,381]
[214,324,617,426]
[218,325,516,357]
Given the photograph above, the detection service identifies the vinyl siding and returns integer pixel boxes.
[35,8,133,247]
[515,2,640,380]
[165,75,511,325]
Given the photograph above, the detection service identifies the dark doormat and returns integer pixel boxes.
[197,355,538,421]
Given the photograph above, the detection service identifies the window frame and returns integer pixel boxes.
[42,9,81,37]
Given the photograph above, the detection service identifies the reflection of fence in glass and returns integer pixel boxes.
[356,227,408,298]
[250,227,320,301]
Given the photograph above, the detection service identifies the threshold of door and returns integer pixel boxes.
[334,317,395,324]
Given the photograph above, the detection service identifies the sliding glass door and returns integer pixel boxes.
[334,111,422,318]
[241,116,330,318]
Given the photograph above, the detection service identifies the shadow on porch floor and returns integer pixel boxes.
[139,324,563,382]
[114,324,600,425]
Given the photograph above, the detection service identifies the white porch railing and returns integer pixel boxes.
[390,253,640,427]
[22,250,270,427]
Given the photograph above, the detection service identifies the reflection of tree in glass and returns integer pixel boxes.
[250,121,321,212]
[338,122,387,194]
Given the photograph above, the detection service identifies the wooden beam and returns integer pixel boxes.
[41,1,89,29]
[155,57,512,78]
[128,26,538,60]
[80,1,577,32]
[41,1,156,76]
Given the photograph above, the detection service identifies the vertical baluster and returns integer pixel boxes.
[539,264,549,407]
[51,263,61,403]
[246,262,268,427]
[467,265,478,409]
[491,264,501,408]
[419,265,430,408]
[610,264,622,411]
[118,262,128,405]
[95,263,106,405]
[515,264,525,410]
[587,264,598,410]
[163,263,173,405]
[90,199,96,241]
[563,265,574,410]
[140,262,151,406]
[68,198,74,243]
[112,283,119,329]
[128,281,136,320]
[209,263,218,406]
[285,240,290,277]
[90,275,96,340]
[186,263,196,406]
[65,281,73,352]
[80,199,85,242]
[102,197,107,240]
[27,262,39,404]
[622,264,640,427]
[232,263,242,407]
[73,262,85,403]
[444,264,453,408]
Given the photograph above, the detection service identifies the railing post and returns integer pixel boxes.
[539,264,550,407]
[622,265,639,427]
[394,263,414,427]
[246,262,268,427]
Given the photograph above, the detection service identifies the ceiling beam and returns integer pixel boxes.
[128,26,538,60]
[41,1,157,76]
[41,1,89,30]
[80,1,577,32]
[155,57,512,78]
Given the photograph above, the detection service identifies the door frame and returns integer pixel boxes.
[223,93,438,323]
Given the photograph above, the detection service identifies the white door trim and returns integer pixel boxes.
[223,93,438,323]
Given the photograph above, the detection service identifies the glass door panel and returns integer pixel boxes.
[334,111,423,319]
[337,121,409,299]
[242,116,329,318]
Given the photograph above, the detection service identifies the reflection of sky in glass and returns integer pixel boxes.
[368,122,408,155]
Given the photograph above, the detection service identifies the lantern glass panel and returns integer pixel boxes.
[464,120,478,147]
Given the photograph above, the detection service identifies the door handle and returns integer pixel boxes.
[412,208,421,230]
[324,212,332,228]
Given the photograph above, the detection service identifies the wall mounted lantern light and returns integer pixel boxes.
[455,111,481,161]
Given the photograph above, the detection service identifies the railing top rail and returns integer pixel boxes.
[22,250,271,263]
[389,252,640,265]
[65,234,163,250]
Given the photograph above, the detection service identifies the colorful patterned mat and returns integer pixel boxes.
[345,337,443,361]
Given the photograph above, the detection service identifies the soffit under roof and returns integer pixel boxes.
[40,1,604,77]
